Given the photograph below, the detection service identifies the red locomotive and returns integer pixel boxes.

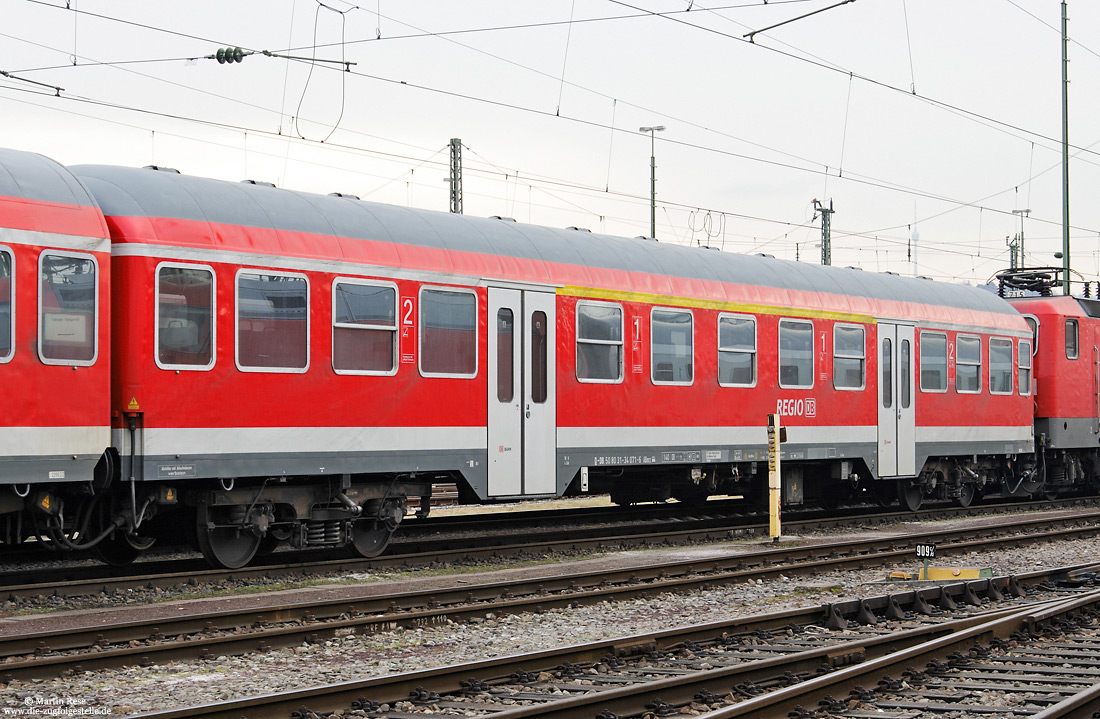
[0,147,1089,569]
[1005,270,1100,497]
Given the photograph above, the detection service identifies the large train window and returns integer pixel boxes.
[576,300,623,383]
[833,324,865,390]
[988,338,1013,395]
[919,331,947,392]
[651,308,693,385]
[1066,319,1079,360]
[1018,339,1033,396]
[0,247,11,363]
[955,334,981,393]
[156,263,215,371]
[235,270,309,373]
[38,251,98,366]
[419,287,477,378]
[332,279,397,376]
[778,319,814,389]
[718,314,756,387]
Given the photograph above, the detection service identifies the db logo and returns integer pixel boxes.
[776,398,817,417]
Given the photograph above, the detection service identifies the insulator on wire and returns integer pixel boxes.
[215,47,245,64]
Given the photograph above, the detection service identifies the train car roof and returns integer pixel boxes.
[1009,294,1100,320]
[73,163,1023,329]
[0,149,107,240]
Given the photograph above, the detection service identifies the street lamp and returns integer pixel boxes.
[639,125,665,239]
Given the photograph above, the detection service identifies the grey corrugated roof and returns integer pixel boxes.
[71,163,1016,317]
[0,148,100,208]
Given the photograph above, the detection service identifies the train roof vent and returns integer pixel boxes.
[490,215,516,221]
[917,275,934,281]
[882,270,900,276]
[698,244,719,250]
[328,192,360,200]
[845,266,863,271]
[241,179,277,187]
[755,253,774,259]
[143,165,180,174]
[566,226,592,232]
[636,236,658,241]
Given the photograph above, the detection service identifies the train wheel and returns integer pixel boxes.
[349,518,392,558]
[872,482,895,508]
[955,483,976,508]
[897,481,924,511]
[196,507,261,569]
[95,531,155,566]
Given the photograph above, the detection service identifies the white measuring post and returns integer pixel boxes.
[767,413,782,541]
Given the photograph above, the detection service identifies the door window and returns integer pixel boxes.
[900,339,911,409]
[881,338,893,408]
[496,308,514,402]
[531,310,548,403]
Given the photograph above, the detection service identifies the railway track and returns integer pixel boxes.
[120,567,1100,719]
[1,497,1095,601]
[4,510,1100,685]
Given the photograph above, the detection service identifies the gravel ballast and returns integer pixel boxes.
[1,511,1097,717]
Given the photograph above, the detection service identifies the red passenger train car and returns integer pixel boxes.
[0,148,1066,569]
[0,149,111,551]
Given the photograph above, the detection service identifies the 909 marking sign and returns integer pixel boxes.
[915,542,937,559]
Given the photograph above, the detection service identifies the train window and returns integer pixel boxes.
[778,319,814,389]
[955,334,981,393]
[718,314,756,387]
[0,248,11,362]
[332,280,397,375]
[235,270,309,372]
[919,332,948,392]
[496,308,514,401]
[1066,319,1079,360]
[900,339,911,409]
[419,287,477,378]
[531,310,548,403]
[881,338,893,408]
[833,324,865,390]
[988,338,1013,395]
[156,264,215,370]
[38,252,98,366]
[1018,339,1032,396]
[651,308,693,385]
[1024,315,1038,355]
[576,301,623,383]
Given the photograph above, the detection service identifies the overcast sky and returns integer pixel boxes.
[2,0,1098,285]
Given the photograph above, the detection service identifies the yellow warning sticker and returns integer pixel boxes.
[128,397,140,410]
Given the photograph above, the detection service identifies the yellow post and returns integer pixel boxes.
[767,413,781,541]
